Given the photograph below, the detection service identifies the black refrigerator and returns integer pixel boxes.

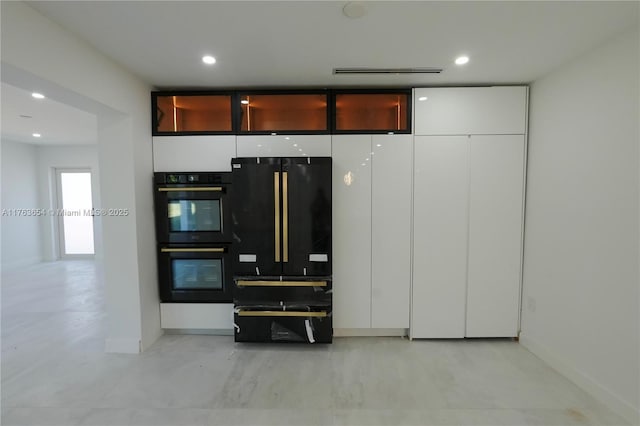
[231,157,332,343]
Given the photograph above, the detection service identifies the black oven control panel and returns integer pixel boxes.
[155,172,232,185]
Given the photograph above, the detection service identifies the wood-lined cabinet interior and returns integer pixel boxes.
[334,91,411,133]
[238,92,328,133]
[332,134,412,330]
[152,89,412,135]
[154,93,233,134]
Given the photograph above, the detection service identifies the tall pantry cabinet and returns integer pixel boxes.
[411,87,528,338]
[333,134,412,331]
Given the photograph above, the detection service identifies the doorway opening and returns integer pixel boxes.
[55,169,95,258]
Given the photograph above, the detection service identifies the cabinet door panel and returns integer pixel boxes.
[412,136,469,338]
[236,135,331,157]
[332,135,372,328]
[371,134,412,328]
[466,135,525,337]
[153,136,236,172]
[414,87,527,135]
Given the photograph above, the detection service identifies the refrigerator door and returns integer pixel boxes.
[231,157,282,276]
[281,157,332,276]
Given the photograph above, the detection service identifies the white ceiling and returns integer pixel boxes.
[1,1,637,145]
[1,83,97,146]
[26,1,639,88]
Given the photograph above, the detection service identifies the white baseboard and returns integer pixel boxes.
[105,337,141,354]
[333,328,408,337]
[520,333,639,424]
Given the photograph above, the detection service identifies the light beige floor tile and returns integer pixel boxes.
[1,261,632,426]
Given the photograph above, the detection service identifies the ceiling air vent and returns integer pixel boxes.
[333,67,443,75]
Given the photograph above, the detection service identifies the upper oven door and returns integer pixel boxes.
[155,184,232,244]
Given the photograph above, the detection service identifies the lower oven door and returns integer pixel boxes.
[158,245,232,302]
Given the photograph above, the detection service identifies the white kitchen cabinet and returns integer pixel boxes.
[411,134,525,339]
[236,135,331,157]
[466,135,525,337]
[413,86,527,136]
[160,303,233,331]
[411,136,469,338]
[371,134,412,328]
[153,135,236,172]
[332,135,372,329]
[332,134,412,330]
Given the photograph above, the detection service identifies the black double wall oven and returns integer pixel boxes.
[154,172,233,303]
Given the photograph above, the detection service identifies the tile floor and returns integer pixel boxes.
[1,261,630,426]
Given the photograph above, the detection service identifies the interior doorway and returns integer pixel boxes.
[55,169,95,258]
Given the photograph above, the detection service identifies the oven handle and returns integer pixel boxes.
[237,310,327,318]
[236,280,327,287]
[157,187,223,192]
[160,248,225,253]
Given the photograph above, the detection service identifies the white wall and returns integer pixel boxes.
[1,1,160,353]
[522,27,639,423]
[1,139,43,270]
[36,144,100,262]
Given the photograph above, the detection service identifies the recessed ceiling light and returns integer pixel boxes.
[202,55,216,65]
[285,137,290,140]
[32,133,41,137]
[32,92,45,99]
[455,56,469,65]
[343,2,367,19]
[418,96,428,101]
[240,100,249,105]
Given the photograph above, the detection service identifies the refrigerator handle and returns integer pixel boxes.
[283,171,289,263]
[274,172,281,263]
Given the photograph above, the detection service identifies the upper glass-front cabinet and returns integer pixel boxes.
[238,92,329,134]
[334,91,411,133]
[152,89,412,135]
[153,93,233,134]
